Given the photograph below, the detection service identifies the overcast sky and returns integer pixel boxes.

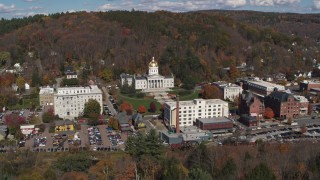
[0,0,320,19]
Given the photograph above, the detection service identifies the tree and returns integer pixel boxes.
[42,108,55,123]
[100,68,113,82]
[162,157,189,180]
[120,102,133,115]
[188,168,212,180]
[219,157,237,180]
[4,114,26,135]
[108,117,119,130]
[16,76,25,90]
[201,84,221,99]
[138,105,146,114]
[83,99,101,119]
[31,69,41,87]
[246,163,276,180]
[229,64,239,80]
[125,129,163,159]
[53,153,93,172]
[0,51,10,66]
[264,107,274,119]
[42,74,50,85]
[149,102,157,113]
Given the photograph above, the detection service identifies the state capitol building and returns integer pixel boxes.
[120,57,174,91]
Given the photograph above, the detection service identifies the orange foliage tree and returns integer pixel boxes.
[138,105,146,114]
[201,84,221,99]
[121,102,133,115]
[264,107,275,119]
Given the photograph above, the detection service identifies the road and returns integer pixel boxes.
[101,86,117,116]
[143,116,156,132]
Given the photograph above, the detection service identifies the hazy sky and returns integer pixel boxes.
[0,0,320,19]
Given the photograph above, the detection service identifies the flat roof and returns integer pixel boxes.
[247,80,285,90]
[197,117,232,124]
[165,98,228,108]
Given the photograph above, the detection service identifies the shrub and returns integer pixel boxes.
[136,92,145,98]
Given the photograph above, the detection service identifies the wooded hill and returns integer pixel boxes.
[0,10,319,86]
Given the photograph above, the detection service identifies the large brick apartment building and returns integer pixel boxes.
[264,92,300,119]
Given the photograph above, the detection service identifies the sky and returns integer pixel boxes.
[0,0,320,19]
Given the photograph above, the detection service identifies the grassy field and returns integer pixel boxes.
[178,91,200,101]
[118,94,161,115]
[9,98,39,110]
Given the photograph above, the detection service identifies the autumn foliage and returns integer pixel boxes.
[201,84,221,99]
[138,105,146,114]
[149,102,157,113]
[264,107,275,119]
[120,102,133,115]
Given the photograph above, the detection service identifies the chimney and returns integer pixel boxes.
[176,95,180,134]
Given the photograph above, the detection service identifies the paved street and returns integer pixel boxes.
[101,86,117,116]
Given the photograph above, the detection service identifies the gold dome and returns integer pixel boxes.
[149,57,158,67]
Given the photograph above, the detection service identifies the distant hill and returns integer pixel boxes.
[0,10,319,86]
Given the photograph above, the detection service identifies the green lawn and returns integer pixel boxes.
[118,94,161,115]
[178,91,200,101]
[9,98,39,110]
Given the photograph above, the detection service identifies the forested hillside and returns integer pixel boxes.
[0,10,319,86]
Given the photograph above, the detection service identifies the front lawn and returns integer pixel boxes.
[118,94,161,115]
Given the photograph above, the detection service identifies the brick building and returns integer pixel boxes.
[239,91,265,120]
[264,92,300,120]
[299,80,320,91]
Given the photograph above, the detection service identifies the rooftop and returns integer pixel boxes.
[197,117,232,124]
[39,87,54,94]
[165,98,228,108]
[247,79,285,90]
[56,85,102,95]
[301,80,320,84]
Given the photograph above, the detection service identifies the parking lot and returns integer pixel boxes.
[249,123,320,143]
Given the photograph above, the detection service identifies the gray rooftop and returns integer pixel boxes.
[197,117,232,124]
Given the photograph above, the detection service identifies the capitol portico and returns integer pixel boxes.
[120,57,174,92]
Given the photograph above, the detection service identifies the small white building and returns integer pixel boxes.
[212,81,242,101]
[25,83,30,90]
[164,98,229,127]
[54,85,103,119]
[20,125,35,135]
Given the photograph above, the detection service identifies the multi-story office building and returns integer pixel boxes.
[39,86,54,106]
[54,85,103,119]
[164,98,229,127]
[212,81,243,101]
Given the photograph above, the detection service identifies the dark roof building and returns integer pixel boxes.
[239,114,258,127]
[265,91,300,120]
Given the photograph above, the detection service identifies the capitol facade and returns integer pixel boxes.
[120,57,174,91]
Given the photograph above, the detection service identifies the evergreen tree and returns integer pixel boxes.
[246,163,276,180]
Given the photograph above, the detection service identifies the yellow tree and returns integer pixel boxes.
[16,76,25,90]
[42,74,50,85]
